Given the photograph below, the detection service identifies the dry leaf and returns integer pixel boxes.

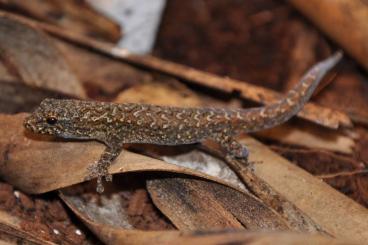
[147,176,290,231]
[59,190,354,245]
[54,39,150,96]
[0,14,86,98]
[256,122,354,154]
[315,72,368,125]
[114,78,202,107]
[0,0,121,42]
[240,136,368,243]
[0,81,72,114]
[290,0,368,72]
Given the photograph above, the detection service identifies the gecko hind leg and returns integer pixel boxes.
[214,134,250,166]
[86,145,123,193]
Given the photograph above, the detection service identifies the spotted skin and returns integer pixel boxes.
[24,52,342,193]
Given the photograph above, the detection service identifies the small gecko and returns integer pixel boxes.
[24,52,342,193]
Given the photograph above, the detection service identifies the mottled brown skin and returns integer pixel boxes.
[24,52,342,193]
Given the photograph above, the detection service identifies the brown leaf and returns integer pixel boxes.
[0,14,86,98]
[146,176,290,231]
[114,78,203,107]
[0,0,121,42]
[54,39,150,97]
[59,190,353,245]
[237,136,368,243]
[256,122,354,154]
[0,81,72,114]
[290,0,368,72]
[315,70,368,125]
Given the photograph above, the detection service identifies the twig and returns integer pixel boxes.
[317,169,368,179]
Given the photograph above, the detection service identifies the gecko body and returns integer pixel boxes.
[24,52,342,193]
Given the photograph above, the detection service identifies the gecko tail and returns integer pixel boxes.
[235,51,343,133]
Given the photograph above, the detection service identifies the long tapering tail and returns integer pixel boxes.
[233,51,343,133]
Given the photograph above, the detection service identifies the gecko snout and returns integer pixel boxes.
[23,117,33,131]
[23,116,39,132]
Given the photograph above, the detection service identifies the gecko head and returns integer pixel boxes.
[24,98,93,139]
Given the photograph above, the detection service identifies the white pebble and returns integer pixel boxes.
[13,191,20,198]
[75,229,82,236]
[53,229,60,235]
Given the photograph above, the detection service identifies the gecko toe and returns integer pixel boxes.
[96,176,105,193]
[105,174,113,182]
[235,147,249,159]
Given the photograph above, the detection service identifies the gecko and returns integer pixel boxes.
[24,52,342,193]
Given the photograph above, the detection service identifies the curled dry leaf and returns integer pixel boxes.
[239,136,368,243]
[161,150,246,191]
[59,190,354,245]
[54,39,151,96]
[289,0,368,72]
[0,0,121,42]
[0,210,55,245]
[255,122,354,154]
[0,81,72,114]
[114,78,203,107]
[315,72,368,125]
[0,14,86,98]
[146,176,290,231]
[0,113,243,194]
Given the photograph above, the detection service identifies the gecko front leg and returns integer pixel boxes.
[87,144,124,193]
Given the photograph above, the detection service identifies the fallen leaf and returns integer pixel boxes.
[238,136,368,243]
[60,188,354,245]
[256,122,354,154]
[54,39,150,97]
[290,0,368,72]
[0,14,86,98]
[147,176,290,231]
[114,78,202,107]
[0,81,72,114]
[0,0,121,42]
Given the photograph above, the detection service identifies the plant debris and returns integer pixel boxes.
[0,1,367,244]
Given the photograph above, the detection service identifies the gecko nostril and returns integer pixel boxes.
[23,120,30,129]
[23,118,36,131]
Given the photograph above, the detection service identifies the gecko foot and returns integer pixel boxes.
[85,145,123,193]
[86,161,112,193]
[215,135,251,166]
[96,176,104,193]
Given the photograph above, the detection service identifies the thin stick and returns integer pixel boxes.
[317,169,368,179]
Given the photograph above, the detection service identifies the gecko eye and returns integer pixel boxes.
[46,117,58,125]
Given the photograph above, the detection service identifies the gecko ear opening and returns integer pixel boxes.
[46,117,58,125]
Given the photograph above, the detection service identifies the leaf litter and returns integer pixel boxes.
[0,3,367,244]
